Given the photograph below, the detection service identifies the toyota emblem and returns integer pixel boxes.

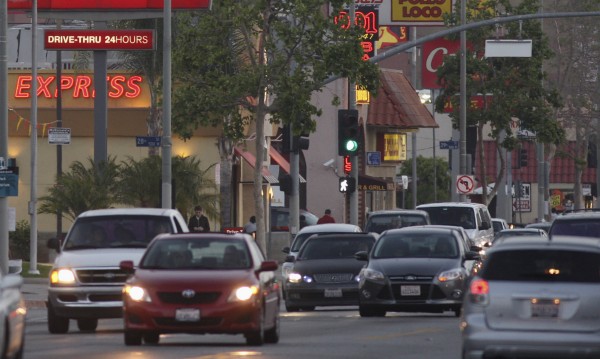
[181,289,196,298]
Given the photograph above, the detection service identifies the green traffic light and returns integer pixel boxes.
[345,140,358,152]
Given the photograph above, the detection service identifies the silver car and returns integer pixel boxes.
[461,235,600,359]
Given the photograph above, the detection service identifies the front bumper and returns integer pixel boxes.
[284,282,359,307]
[123,299,261,334]
[48,285,124,319]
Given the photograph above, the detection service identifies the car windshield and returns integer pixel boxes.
[298,237,374,260]
[63,216,172,250]
[550,219,600,238]
[366,214,428,233]
[482,249,600,283]
[372,233,458,259]
[140,237,251,270]
[421,207,476,229]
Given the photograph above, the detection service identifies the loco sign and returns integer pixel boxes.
[391,0,453,24]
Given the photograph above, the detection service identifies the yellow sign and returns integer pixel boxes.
[391,0,452,23]
[356,85,370,104]
[382,133,407,161]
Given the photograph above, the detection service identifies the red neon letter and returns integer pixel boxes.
[14,76,32,98]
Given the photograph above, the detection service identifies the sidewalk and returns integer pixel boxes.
[22,277,49,309]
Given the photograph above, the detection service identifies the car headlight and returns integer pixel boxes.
[288,272,313,284]
[282,265,293,279]
[123,285,152,302]
[438,269,462,282]
[50,268,76,285]
[362,268,385,281]
[228,285,259,302]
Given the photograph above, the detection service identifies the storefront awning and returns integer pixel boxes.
[359,174,395,191]
[269,147,307,183]
[234,147,278,184]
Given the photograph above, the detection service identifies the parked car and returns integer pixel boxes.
[356,226,479,317]
[283,233,377,312]
[121,232,280,346]
[0,273,26,359]
[280,223,362,281]
[46,208,189,334]
[462,235,600,358]
[548,211,600,239]
[416,202,494,247]
[363,209,430,234]
[491,218,508,234]
[270,207,318,232]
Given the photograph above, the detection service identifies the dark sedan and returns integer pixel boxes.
[121,233,280,346]
[356,227,479,317]
[284,233,377,312]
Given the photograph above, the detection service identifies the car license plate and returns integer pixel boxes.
[324,288,343,298]
[175,308,200,322]
[531,300,559,318]
[400,285,421,296]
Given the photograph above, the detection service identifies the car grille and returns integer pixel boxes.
[76,269,130,284]
[314,273,354,283]
[154,317,222,327]
[380,275,447,301]
[157,291,221,304]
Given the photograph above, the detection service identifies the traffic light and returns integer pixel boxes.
[339,176,356,194]
[292,133,310,153]
[281,125,309,154]
[281,125,292,154]
[338,109,360,156]
[519,149,528,168]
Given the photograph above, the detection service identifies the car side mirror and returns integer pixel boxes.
[284,255,295,263]
[465,251,481,261]
[258,260,278,273]
[119,260,135,274]
[282,246,290,254]
[470,245,482,252]
[354,251,369,261]
[47,237,61,253]
[480,222,491,230]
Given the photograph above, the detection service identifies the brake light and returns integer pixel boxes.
[469,279,489,305]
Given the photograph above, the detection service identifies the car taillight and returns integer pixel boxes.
[469,279,489,305]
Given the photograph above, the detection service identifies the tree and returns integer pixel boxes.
[435,0,564,206]
[170,0,380,251]
[398,156,451,207]
[545,0,600,210]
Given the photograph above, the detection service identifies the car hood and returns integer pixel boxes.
[132,269,256,289]
[55,248,146,268]
[292,258,365,275]
[370,258,460,276]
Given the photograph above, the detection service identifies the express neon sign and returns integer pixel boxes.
[14,75,143,99]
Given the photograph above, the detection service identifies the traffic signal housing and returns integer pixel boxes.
[338,109,360,156]
[281,125,309,154]
[519,149,528,168]
[338,176,356,194]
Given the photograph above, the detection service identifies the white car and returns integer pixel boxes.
[46,208,189,334]
[280,223,362,280]
[0,273,25,359]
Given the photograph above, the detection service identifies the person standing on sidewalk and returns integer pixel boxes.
[317,209,336,224]
[188,206,210,232]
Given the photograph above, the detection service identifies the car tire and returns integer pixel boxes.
[285,303,299,312]
[264,311,280,344]
[143,332,160,344]
[47,302,70,334]
[245,311,264,346]
[359,305,386,317]
[77,318,98,332]
[124,330,142,346]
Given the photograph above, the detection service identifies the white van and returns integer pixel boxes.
[416,202,494,247]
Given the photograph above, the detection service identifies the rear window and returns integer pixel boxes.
[549,219,600,238]
[420,207,476,230]
[298,237,375,260]
[482,249,600,283]
[365,214,428,233]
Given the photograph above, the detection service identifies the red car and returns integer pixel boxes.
[120,232,281,346]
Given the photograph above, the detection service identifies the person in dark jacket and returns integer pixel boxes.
[188,205,210,232]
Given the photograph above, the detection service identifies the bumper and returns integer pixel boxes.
[123,299,261,334]
[462,316,600,359]
[48,285,124,319]
[284,283,359,307]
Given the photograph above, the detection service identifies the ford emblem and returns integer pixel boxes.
[182,289,196,298]
[406,275,416,281]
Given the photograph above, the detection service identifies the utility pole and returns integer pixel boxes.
[1,0,9,275]
[348,2,358,225]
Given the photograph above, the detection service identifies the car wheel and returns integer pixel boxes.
[47,302,70,334]
[143,332,160,344]
[359,305,386,317]
[77,318,98,332]
[124,330,142,346]
[245,311,264,346]
[285,303,299,312]
[264,311,280,344]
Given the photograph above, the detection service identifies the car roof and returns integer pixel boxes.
[416,202,488,209]
[497,228,545,234]
[367,209,429,216]
[154,232,254,242]
[382,226,457,235]
[489,234,600,251]
[554,211,600,220]
[296,223,361,234]
[77,208,182,217]
[305,233,378,241]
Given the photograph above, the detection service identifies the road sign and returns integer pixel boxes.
[456,175,475,194]
[0,169,19,197]
[136,136,161,147]
[440,140,458,150]
[367,151,381,166]
[48,128,71,145]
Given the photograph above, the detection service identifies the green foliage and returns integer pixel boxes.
[398,156,451,206]
[38,157,121,221]
[9,220,30,260]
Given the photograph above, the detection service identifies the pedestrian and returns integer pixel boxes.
[244,215,257,238]
[188,205,210,233]
[317,209,336,224]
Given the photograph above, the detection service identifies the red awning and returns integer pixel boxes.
[269,147,306,183]
[234,147,277,183]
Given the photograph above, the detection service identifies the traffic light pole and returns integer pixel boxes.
[348,3,358,226]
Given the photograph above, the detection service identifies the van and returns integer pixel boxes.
[416,202,493,247]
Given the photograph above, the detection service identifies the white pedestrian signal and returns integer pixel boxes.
[339,177,356,194]
[339,178,348,192]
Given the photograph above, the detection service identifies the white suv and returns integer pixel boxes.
[46,208,189,334]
